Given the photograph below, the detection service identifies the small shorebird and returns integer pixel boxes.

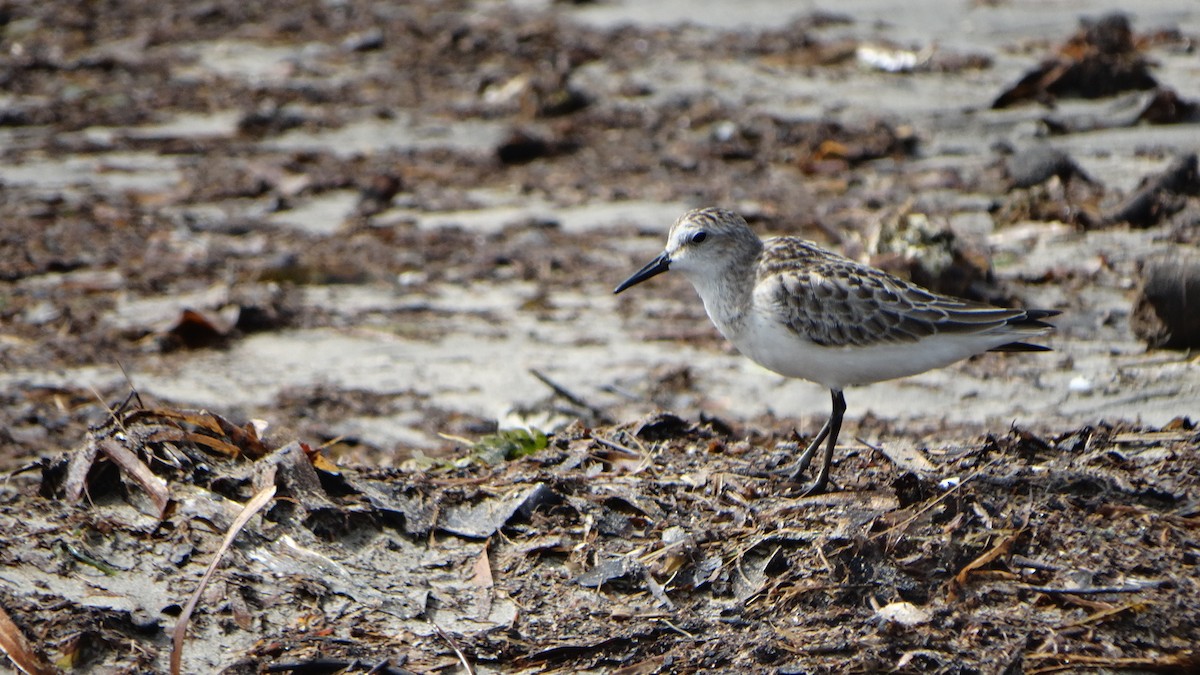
[614,207,1059,495]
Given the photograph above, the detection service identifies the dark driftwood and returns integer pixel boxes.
[1132,257,1200,349]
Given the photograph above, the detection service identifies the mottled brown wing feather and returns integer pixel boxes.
[756,239,1031,347]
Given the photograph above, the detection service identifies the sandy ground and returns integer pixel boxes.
[1,0,1199,673]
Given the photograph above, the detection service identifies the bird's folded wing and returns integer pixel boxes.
[756,256,1029,348]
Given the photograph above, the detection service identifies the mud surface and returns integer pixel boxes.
[1,0,1199,673]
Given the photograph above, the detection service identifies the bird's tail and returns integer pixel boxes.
[988,309,1061,352]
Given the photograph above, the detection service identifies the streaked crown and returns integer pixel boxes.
[665,207,764,276]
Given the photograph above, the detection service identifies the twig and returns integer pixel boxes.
[429,620,475,675]
[598,383,640,401]
[114,360,145,410]
[869,458,998,541]
[1059,601,1149,628]
[529,369,607,421]
[89,361,144,434]
[1011,555,1062,572]
[3,462,44,482]
[658,618,695,639]
[949,527,1024,598]
[170,484,276,675]
[1026,650,1200,674]
[1023,580,1168,595]
[592,435,641,457]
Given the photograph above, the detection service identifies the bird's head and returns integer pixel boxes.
[614,207,761,294]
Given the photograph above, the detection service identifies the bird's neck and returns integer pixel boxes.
[689,256,759,335]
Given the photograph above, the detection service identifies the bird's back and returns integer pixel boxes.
[755,237,1056,347]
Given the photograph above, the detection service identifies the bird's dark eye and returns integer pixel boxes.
[691,231,707,244]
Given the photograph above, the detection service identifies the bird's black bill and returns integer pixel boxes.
[614,253,670,294]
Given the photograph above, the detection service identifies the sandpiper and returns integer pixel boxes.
[615,207,1059,495]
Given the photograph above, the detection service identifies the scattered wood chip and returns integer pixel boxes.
[858,437,936,474]
[97,438,171,519]
[873,601,932,627]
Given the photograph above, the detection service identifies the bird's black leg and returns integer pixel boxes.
[803,389,845,496]
[780,389,846,488]
[783,415,832,483]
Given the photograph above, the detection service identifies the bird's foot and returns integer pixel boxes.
[768,438,803,477]
[772,429,836,495]
[775,463,834,495]
[799,474,833,497]
[773,429,822,481]
[773,469,834,496]
[775,457,813,484]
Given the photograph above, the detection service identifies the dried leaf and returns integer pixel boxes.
[471,547,494,589]
[308,450,340,474]
[164,309,231,350]
[177,431,242,458]
[0,602,58,675]
[471,546,495,620]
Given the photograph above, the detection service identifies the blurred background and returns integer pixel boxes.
[1,0,1198,469]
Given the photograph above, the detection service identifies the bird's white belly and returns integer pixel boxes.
[720,312,1000,390]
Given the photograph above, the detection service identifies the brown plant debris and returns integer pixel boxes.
[3,404,1198,672]
[993,13,1158,108]
[1104,153,1200,228]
